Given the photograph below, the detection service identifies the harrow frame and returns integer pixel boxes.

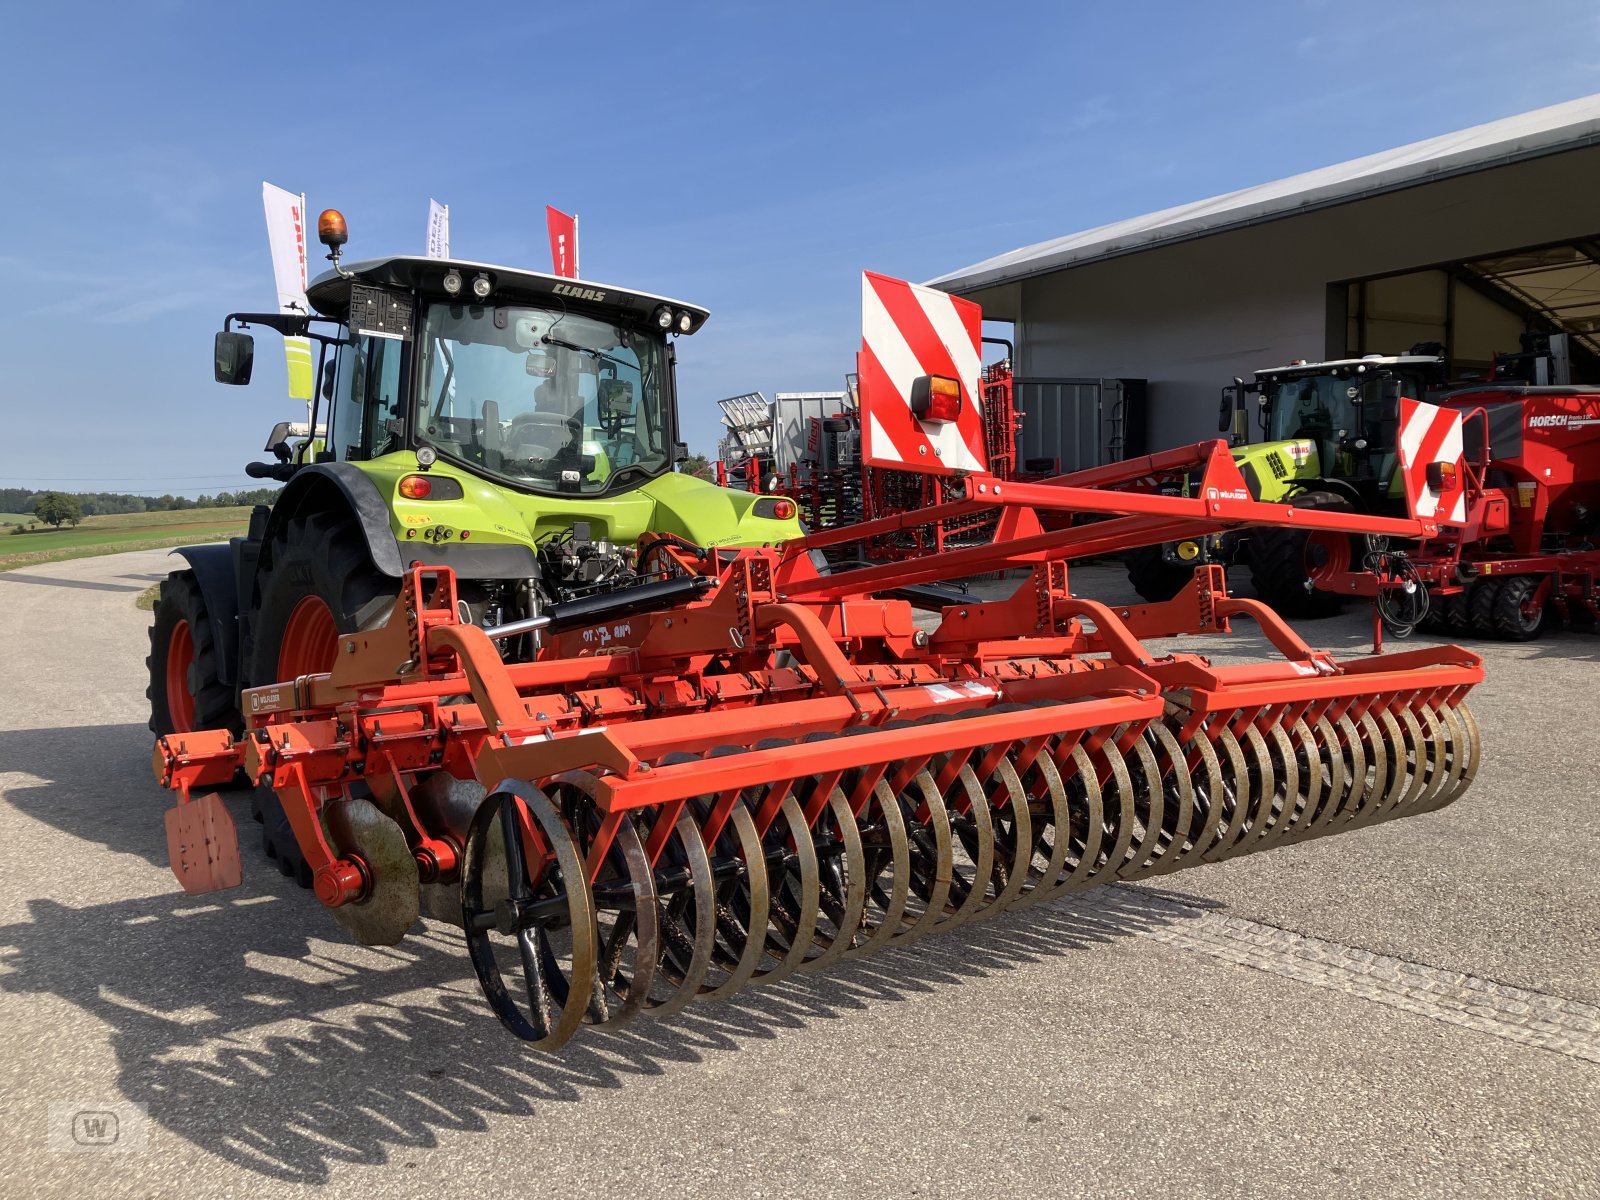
[154,432,1483,1047]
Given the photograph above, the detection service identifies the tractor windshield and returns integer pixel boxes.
[1264,372,1372,447]
[415,303,671,494]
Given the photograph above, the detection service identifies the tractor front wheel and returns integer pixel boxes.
[1247,491,1353,619]
[147,571,240,736]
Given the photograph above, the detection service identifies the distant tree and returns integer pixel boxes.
[33,492,83,529]
[678,454,712,478]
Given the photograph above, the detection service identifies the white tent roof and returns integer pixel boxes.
[928,93,1600,294]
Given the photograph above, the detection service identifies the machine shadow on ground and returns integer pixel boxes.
[0,726,1221,1183]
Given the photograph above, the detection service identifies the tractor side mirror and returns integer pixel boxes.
[214,331,255,385]
[1217,386,1235,433]
[673,441,690,463]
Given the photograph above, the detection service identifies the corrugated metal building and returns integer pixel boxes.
[928,94,1600,459]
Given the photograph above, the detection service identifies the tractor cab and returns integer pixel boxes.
[298,255,706,499]
[1224,354,1447,506]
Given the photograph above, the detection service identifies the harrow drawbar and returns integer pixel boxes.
[155,550,1483,1049]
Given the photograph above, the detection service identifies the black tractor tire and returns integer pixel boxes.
[1246,491,1353,619]
[1442,585,1475,636]
[248,510,397,690]
[1490,575,1547,642]
[1467,578,1500,636]
[1123,544,1195,603]
[251,789,314,889]
[147,570,241,736]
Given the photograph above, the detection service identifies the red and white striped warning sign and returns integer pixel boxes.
[1398,397,1468,524]
[858,271,987,475]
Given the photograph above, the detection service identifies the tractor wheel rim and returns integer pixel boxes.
[166,618,196,733]
[278,595,340,681]
[1304,531,1351,584]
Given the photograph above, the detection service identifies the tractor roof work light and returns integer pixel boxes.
[442,269,463,296]
[471,273,493,300]
[653,305,674,330]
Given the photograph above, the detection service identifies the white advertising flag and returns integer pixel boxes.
[261,182,314,402]
[426,199,450,259]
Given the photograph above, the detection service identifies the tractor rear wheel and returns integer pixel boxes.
[249,510,397,688]
[1123,544,1194,603]
[1247,491,1352,618]
[147,571,240,736]
[248,511,397,888]
[1489,575,1547,641]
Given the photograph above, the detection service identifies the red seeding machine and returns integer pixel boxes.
[154,272,1485,1048]
[1316,388,1600,640]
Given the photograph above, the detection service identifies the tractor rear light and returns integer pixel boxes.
[459,529,470,540]
[910,375,962,424]
[752,496,797,521]
[1425,462,1457,492]
[398,474,463,501]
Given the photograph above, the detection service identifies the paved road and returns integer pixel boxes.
[0,549,1595,1198]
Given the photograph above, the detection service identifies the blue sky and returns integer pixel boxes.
[1,0,1597,493]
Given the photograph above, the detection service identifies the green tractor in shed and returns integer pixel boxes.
[1124,353,1446,615]
[148,210,803,751]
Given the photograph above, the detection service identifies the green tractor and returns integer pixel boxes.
[148,213,803,756]
[1123,353,1446,615]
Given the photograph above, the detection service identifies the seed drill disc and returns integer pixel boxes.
[322,796,420,946]
[410,772,487,926]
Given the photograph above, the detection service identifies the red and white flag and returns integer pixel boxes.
[857,271,986,475]
[546,206,578,278]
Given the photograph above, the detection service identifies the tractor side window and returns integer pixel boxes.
[330,338,366,461]
[329,336,406,461]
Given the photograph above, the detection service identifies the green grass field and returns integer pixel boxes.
[0,512,36,526]
[0,506,255,572]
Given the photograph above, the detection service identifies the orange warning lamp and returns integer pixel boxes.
[318,209,348,249]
